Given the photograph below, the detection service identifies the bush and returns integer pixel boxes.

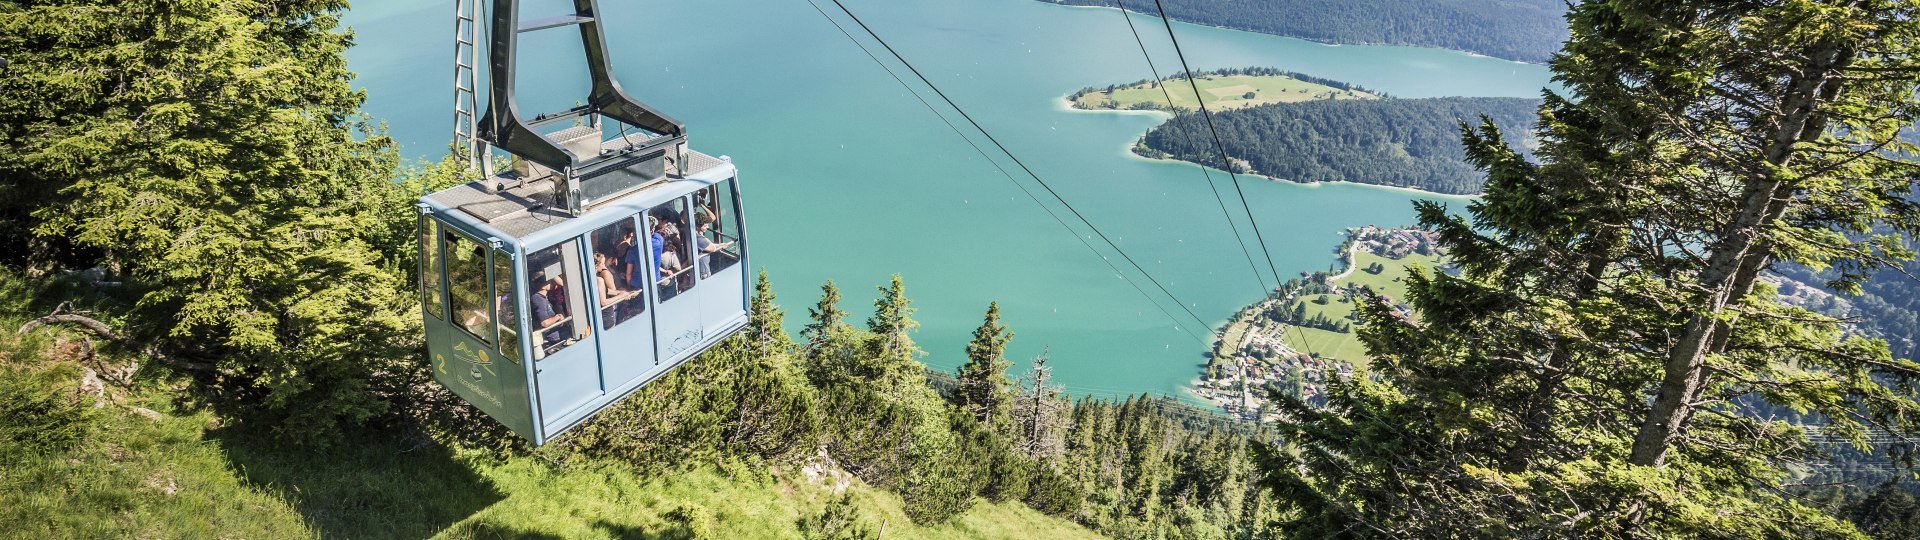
[798,493,877,540]
[659,503,716,539]
[815,382,980,525]
[900,461,977,524]
[0,366,91,458]
[561,343,819,472]
[1023,465,1084,516]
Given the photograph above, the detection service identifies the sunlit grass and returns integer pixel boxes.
[0,273,1100,539]
[1277,252,1443,371]
[1075,73,1376,111]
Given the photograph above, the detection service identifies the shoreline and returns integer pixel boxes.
[1043,3,1545,66]
[1192,226,1444,419]
[1057,91,1484,200]
[1054,94,1174,118]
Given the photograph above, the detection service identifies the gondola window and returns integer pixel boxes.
[445,229,493,345]
[590,218,646,329]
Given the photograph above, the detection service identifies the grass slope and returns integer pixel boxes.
[0,301,1100,539]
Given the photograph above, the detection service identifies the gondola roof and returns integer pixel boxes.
[425,147,732,239]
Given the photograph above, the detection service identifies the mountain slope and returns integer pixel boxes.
[1040,0,1570,63]
[0,316,1102,539]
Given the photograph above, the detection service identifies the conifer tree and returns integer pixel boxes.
[0,0,412,439]
[801,280,859,387]
[867,275,920,358]
[1013,348,1067,461]
[1263,1,1920,536]
[802,280,848,349]
[956,302,1015,429]
[864,274,926,393]
[746,269,796,359]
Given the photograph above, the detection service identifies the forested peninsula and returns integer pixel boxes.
[1038,0,1570,63]
[1139,97,1540,195]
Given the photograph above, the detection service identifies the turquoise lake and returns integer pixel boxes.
[344,0,1553,400]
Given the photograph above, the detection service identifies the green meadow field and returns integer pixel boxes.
[1073,73,1376,111]
[1279,251,1442,371]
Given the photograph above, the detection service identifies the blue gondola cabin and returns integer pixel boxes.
[416,142,748,444]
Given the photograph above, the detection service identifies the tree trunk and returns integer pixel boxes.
[18,312,214,371]
[1627,43,1849,467]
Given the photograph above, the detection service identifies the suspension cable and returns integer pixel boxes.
[1111,0,1269,293]
[1140,0,1326,363]
[1147,0,1284,290]
[804,0,1213,341]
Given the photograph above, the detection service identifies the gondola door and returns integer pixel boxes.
[587,215,657,390]
[647,196,705,361]
[693,178,747,336]
[526,238,603,428]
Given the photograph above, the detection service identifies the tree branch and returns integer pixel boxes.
[17,312,213,372]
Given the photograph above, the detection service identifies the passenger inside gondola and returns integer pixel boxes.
[589,219,647,328]
[593,252,618,305]
[694,213,732,277]
[654,219,684,300]
[620,229,642,291]
[546,274,570,318]
[529,271,569,351]
[649,218,666,271]
[646,199,696,301]
[693,189,717,226]
[593,251,638,322]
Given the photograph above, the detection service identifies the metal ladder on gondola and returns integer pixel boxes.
[453,0,493,175]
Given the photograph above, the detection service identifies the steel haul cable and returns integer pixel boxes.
[1146,0,1285,290]
[1110,0,1270,293]
[803,0,1213,342]
[1132,0,1333,365]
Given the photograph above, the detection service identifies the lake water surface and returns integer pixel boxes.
[344,0,1552,399]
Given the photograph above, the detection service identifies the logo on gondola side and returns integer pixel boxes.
[452,341,497,379]
[441,340,504,408]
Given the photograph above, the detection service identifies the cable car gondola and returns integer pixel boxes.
[416,0,748,445]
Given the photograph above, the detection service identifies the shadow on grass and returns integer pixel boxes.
[213,427,505,539]
[593,520,687,540]
[439,520,569,540]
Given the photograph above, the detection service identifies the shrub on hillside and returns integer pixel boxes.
[560,340,820,471]
[0,366,91,458]
[798,493,878,540]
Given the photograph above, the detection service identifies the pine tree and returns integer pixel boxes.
[955,302,1014,430]
[1012,348,1068,461]
[802,280,848,350]
[746,269,796,359]
[0,0,413,440]
[864,274,925,394]
[1263,1,1920,536]
[800,280,860,387]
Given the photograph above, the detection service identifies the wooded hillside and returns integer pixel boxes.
[1039,0,1570,62]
